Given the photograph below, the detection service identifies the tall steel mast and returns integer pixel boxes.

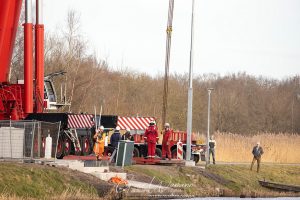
[186,0,195,161]
[162,0,175,128]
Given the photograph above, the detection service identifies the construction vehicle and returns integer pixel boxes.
[0,0,206,162]
[27,113,205,162]
[0,0,65,120]
[0,0,101,159]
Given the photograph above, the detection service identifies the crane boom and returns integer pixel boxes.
[0,0,23,83]
[0,0,55,120]
[162,0,175,128]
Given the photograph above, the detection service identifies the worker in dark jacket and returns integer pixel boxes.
[122,128,134,141]
[250,142,264,173]
[144,121,159,159]
[110,126,122,149]
[209,135,217,164]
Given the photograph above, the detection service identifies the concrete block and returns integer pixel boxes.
[81,166,109,174]
[55,159,80,165]
[67,160,85,170]
[92,172,127,181]
[0,127,24,158]
[52,160,72,167]
[127,180,169,189]
[84,160,109,167]
[184,160,195,167]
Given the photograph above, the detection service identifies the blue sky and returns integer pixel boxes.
[44,0,300,79]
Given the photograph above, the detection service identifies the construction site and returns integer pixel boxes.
[1,0,300,199]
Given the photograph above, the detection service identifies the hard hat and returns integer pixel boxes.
[115,126,120,131]
[99,126,104,130]
[164,123,170,127]
[126,128,130,132]
[149,121,156,125]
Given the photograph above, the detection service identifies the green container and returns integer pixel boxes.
[115,140,134,167]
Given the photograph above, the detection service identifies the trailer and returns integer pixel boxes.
[106,116,206,163]
[131,131,206,163]
[26,114,206,163]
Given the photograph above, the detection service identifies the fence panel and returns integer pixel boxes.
[0,120,60,160]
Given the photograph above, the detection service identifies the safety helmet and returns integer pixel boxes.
[164,123,170,127]
[126,128,130,132]
[115,126,120,131]
[99,126,104,130]
[149,121,156,126]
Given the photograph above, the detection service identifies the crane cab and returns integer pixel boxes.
[44,79,62,110]
[43,71,70,111]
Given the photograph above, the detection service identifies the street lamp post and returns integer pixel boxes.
[206,88,213,166]
[186,0,195,161]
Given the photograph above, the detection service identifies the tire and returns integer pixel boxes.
[104,146,115,157]
[155,148,162,158]
[193,154,200,163]
[141,144,148,158]
[81,136,91,156]
[171,149,177,159]
[201,154,206,161]
[133,147,140,157]
[74,146,81,156]
[171,148,186,159]
[56,137,64,159]
[64,137,72,156]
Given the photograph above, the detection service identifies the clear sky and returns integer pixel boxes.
[44,0,300,79]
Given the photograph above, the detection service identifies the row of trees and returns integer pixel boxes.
[10,11,300,134]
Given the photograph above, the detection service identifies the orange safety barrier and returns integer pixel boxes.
[109,176,128,185]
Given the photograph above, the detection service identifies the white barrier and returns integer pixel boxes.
[177,140,183,160]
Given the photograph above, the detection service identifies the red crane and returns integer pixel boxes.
[0,0,45,120]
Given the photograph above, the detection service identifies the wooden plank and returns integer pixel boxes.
[133,157,161,165]
[132,158,185,165]
[259,180,300,192]
[158,159,185,165]
[63,155,109,161]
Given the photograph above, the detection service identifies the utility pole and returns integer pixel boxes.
[162,0,175,128]
[186,0,195,161]
[206,88,213,166]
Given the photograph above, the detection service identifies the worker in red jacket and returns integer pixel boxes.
[162,123,172,160]
[144,121,159,159]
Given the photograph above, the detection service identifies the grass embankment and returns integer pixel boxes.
[0,162,114,200]
[125,164,300,197]
[1,162,299,199]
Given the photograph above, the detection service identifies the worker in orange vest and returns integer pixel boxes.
[144,121,158,159]
[162,123,172,160]
[93,126,105,160]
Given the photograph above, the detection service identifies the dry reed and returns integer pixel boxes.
[197,132,300,163]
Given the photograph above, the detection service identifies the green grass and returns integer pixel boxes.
[126,164,300,197]
[0,162,98,199]
[206,164,300,195]
[1,162,299,198]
